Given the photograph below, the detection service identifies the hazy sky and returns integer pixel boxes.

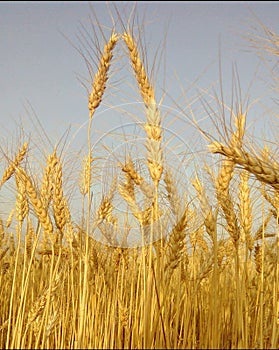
[1,2,279,140]
[1,1,279,224]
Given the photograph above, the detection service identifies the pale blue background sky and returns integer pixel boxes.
[1,1,279,226]
[1,2,279,142]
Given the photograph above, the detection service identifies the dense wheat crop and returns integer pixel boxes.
[1,4,279,349]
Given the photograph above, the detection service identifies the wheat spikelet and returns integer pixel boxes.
[118,181,138,212]
[213,162,240,244]
[118,181,149,227]
[254,243,262,273]
[121,158,154,198]
[15,173,29,224]
[16,167,53,235]
[207,112,246,244]
[133,206,153,227]
[122,32,163,186]
[192,225,209,253]
[145,104,164,186]
[0,218,4,243]
[216,159,235,195]
[45,309,59,339]
[0,247,8,262]
[27,294,47,328]
[238,170,253,250]
[204,209,218,242]
[123,172,136,202]
[213,147,241,244]
[6,208,14,229]
[164,168,182,217]
[79,152,94,196]
[122,32,155,105]
[27,272,61,335]
[25,218,35,258]
[122,158,144,186]
[88,33,118,119]
[40,151,58,209]
[216,111,246,192]
[229,112,246,148]
[0,142,28,188]
[209,141,279,191]
[52,157,67,232]
[192,176,217,241]
[8,233,15,256]
[220,192,240,244]
[97,197,117,226]
[166,208,188,272]
[216,239,226,268]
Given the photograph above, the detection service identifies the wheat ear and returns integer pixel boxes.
[15,173,29,224]
[52,155,68,232]
[209,142,279,191]
[0,142,28,188]
[79,152,94,196]
[16,167,53,235]
[238,170,253,250]
[122,32,163,186]
[40,151,58,209]
[166,208,188,272]
[88,33,118,119]
[121,157,154,198]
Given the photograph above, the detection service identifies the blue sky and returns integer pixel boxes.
[1,1,279,226]
[1,2,279,141]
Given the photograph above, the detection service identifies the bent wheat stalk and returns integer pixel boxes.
[209,141,279,191]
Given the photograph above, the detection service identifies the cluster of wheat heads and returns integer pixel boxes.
[1,9,279,350]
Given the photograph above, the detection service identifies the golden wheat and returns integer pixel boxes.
[0,142,28,188]
[16,167,53,236]
[88,33,118,119]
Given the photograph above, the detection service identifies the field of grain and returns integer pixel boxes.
[1,6,279,349]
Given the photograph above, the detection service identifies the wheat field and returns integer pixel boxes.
[1,5,279,349]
